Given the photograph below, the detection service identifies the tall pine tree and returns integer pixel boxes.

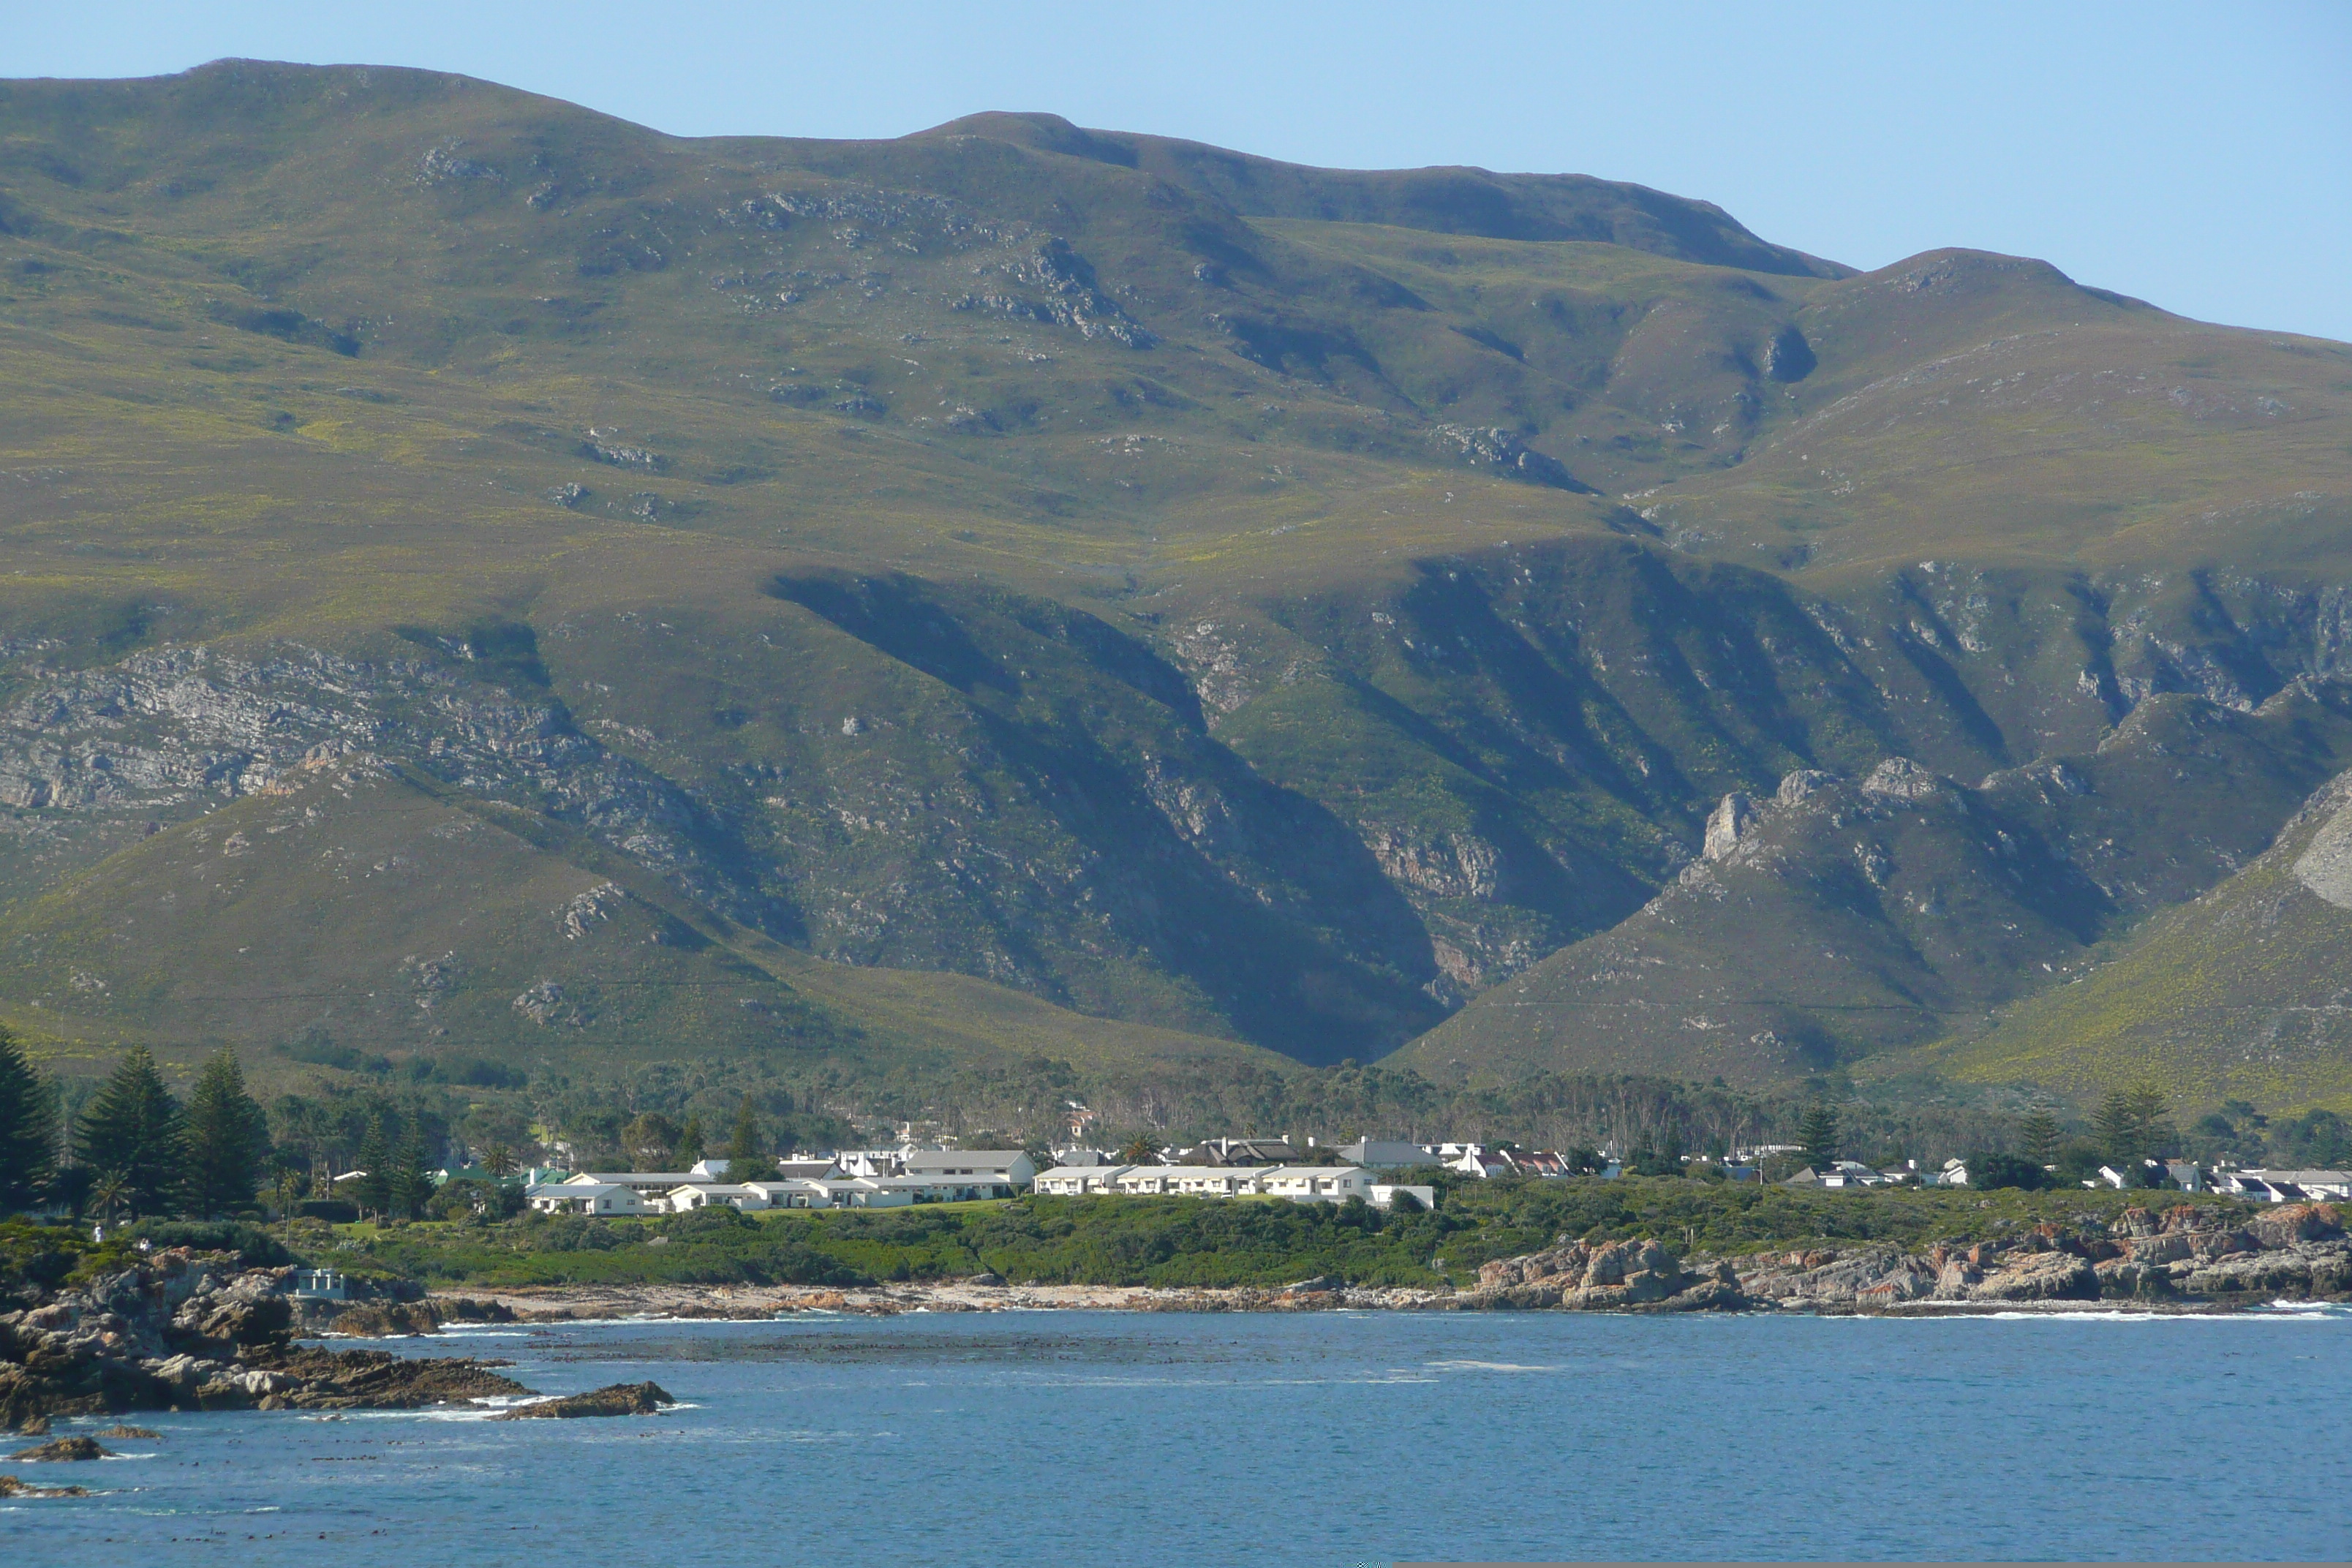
[724,1099,774,1181]
[392,1125,433,1218]
[184,1047,270,1217]
[352,1117,393,1220]
[673,1114,704,1169]
[0,1024,59,1213]
[2019,1109,2061,1169]
[1795,1104,1840,1169]
[75,1045,186,1217]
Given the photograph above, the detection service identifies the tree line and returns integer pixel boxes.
[1,1029,270,1221]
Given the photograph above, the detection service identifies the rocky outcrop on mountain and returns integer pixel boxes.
[0,643,762,931]
[0,1250,530,1425]
[1425,424,1591,491]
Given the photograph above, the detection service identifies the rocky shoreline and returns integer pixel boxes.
[426,1201,2351,1322]
[0,1248,527,1431]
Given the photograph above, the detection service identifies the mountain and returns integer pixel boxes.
[0,59,2348,1112]
[1396,690,2352,1086]
[1904,765,2352,1113]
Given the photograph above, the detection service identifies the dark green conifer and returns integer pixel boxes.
[724,1099,773,1180]
[75,1046,185,1217]
[0,1025,59,1213]
[1795,1104,1840,1169]
[352,1117,392,1219]
[393,1125,434,1218]
[184,1047,270,1217]
[673,1114,705,1168]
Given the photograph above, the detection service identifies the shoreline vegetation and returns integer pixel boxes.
[4,1184,2347,1434]
[119,1179,2352,1320]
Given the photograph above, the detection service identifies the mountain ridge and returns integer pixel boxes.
[0,59,2347,1115]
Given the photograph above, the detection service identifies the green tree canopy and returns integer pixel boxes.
[184,1047,271,1218]
[1795,1104,1840,1169]
[674,1114,705,1168]
[2018,1110,2061,1169]
[622,1113,682,1172]
[351,1117,393,1219]
[724,1099,774,1180]
[391,1124,433,1218]
[0,1024,59,1213]
[75,1045,185,1217]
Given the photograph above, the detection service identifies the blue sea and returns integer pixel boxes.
[9,1305,2350,1564]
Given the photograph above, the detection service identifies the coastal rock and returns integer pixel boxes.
[328,1300,444,1338]
[0,1472,90,1498]
[7,1435,110,1461]
[491,1381,676,1420]
[94,1424,159,1439]
[2180,1240,2352,1299]
[1970,1251,2098,1302]
[240,1344,529,1410]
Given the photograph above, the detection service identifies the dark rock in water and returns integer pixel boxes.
[327,1300,444,1338]
[0,1472,90,1498]
[94,1424,160,1439]
[9,1435,110,1461]
[240,1344,528,1410]
[435,1297,517,1324]
[12,1414,49,1436]
[492,1381,675,1420]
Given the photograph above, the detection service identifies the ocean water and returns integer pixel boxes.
[8,1305,2350,1564]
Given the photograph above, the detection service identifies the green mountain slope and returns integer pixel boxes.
[0,60,2348,1104]
[0,753,1285,1094]
[1906,767,2352,1114]
[1395,690,2352,1086]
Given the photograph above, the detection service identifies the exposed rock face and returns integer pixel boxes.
[1861,756,1943,801]
[0,1472,90,1498]
[2291,791,2352,909]
[0,1250,532,1425]
[1703,793,1757,861]
[321,1300,443,1338]
[1425,424,1591,491]
[491,1380,676,1420]
[1469,1237,1743,1311]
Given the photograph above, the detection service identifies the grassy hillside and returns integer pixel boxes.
[0,61,2348,1109]
[1910,767,2352,1113]
[1401,690,2352,1086]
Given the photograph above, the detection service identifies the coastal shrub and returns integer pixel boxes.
[1963,1153,2048,1191]
[128,1219,293,1267]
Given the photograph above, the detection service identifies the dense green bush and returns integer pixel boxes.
[290,1179,2257,1292]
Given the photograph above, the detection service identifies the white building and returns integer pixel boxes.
[1036,1162,1401,1206]
[899,1149,1037,1188]
[527,1159,734,1214]
[2219,1168,2352,1202]
[527,1180,654,1215]
[1034,1164,1134,1195]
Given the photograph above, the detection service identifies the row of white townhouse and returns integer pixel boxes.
[1031,1163,1433,1209]
[526,1169,1022,1216]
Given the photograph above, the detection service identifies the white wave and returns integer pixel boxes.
[1422,1359,1564,1372]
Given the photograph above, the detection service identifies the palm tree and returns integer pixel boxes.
[89,1169,131,1225]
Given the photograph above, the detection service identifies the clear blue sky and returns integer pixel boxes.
[12,1,2350,340]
